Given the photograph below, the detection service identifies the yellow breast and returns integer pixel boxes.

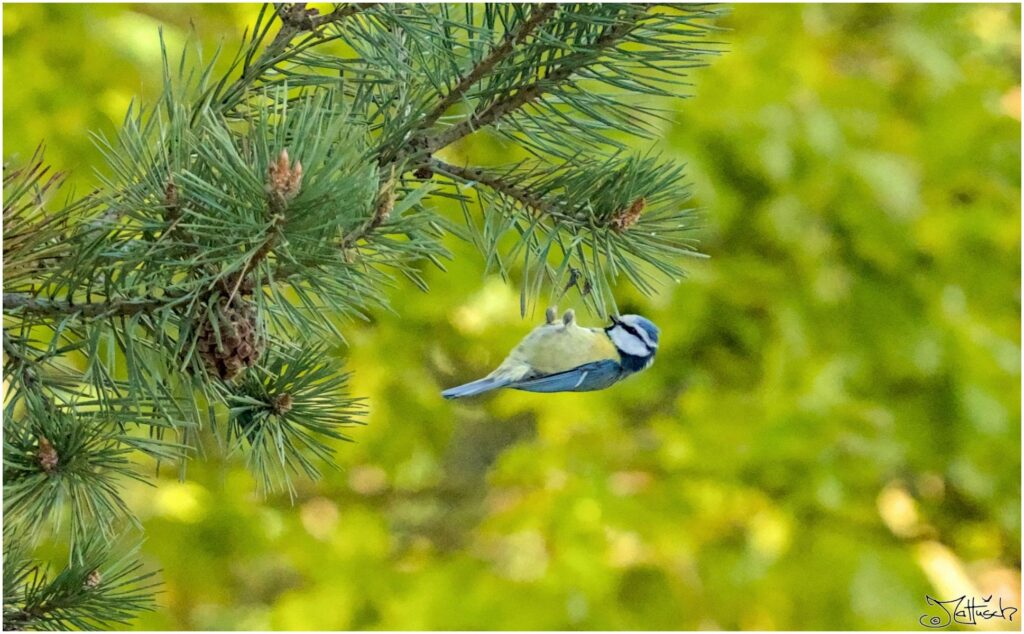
[493,320,618,380]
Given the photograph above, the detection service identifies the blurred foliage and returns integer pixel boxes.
[4,3,1021,630]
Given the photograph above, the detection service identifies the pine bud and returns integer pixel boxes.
[414,166,434,180]
[609,197,646,233]
[376,184,395,225]
[371,165,398,226]
[267,149,303,202]
[164,179,178,209]
[84,569,102,589]
[37,436,58,473]
[164,178,181,225]
[273,393,294,415]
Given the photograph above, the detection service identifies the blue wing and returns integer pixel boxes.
[510,359,623,393]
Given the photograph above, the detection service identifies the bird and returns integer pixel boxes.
[441,307,659,399]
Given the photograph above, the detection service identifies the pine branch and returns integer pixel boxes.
[3,147,87,291]
[226,343,364,493]
[418,7,647,156]
[2,330,47,398]
[214,2,377,113]
[309,2,377,29]
[415,3,559,135]
[228,148,302,299]
[3,541,156,631]
[3,293,184,319]
[428,158,564,220]
[3,330,95,415]
[339,165,396,249]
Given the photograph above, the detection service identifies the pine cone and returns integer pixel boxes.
[195,296,265,381]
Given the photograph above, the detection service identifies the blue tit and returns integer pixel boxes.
[442,307,659,399]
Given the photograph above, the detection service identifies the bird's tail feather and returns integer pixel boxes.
[441,375,510,399]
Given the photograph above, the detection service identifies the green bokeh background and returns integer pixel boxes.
[4,3,1021,630]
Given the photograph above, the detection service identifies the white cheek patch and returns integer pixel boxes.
[609,326,650,357]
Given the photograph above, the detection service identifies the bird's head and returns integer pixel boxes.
[606,314,660,372]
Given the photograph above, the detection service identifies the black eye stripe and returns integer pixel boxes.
[617,322,646,344]
[608,323,654,353]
